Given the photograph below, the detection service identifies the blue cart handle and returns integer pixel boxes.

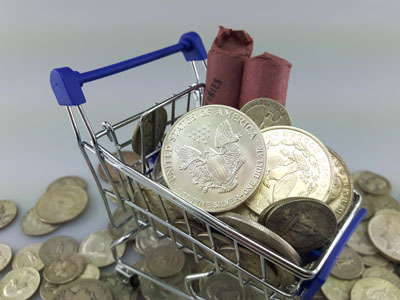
[50,31,207,106]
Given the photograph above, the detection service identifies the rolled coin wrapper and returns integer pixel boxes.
[204,26,253,108]
[239,52,292,108]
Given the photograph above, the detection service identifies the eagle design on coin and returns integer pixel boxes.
[175,120,246,193]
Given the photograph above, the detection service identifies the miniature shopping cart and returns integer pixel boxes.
[50,31,366,300]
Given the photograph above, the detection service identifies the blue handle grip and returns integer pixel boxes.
[50,31,207,106]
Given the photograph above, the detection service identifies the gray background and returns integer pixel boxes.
[1,1,399,298]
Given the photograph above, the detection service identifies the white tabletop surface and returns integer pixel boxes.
[1,1,400,299]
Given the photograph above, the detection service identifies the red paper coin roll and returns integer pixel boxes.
[238,52,292,108]
[204,26,253,108]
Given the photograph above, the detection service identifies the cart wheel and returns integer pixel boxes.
[130,274,140,289]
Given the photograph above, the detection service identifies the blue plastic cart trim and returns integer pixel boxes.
[50,31,207,106]
[301,208,367,300]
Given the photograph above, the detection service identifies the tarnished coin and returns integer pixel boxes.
[376,208,400,216]
[47,175,87,191]
[351,277,400,299]
[161,105,266,213]
[370,194,400,212]
[79,229,126,267]
[39,280,59,300]
[77,263,100,280]
[362,267,400,288]
[172,219,205,252]
[368,214,400,263]
[135,227,172,256]
[199,265,245,300]
[217,212,302,265]
[347,222,377,255]
[100,272,138,300]
[20,208,60,236]
[0,267,40,300]
[241,98,292,129]
[0,200,18,229]
[231,204,259,222]
[12,243,44,271]
[360,194,376,220]
[330,247,363,280]
[132,106,168,156]
[39,235,79,266]
[321,276,356,300]
[0,243,12,272]
[98,151,142,182]
[43,253,86,284]
[108,206,139,239]
[53,278,113,300]
[247,126,333,215]
[263,198,337,254]
[139,271,186,300]
[326,148,353,223]
[152,153,167,186]
[362,253,389,268]
[35,186,88,224]
[357,171,391,195]
[144,244,185,278]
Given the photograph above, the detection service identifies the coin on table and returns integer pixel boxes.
[0,267,40,300]
[0,243,12,272]
[330,247,363,280]
[35,185,88,224]
[100,272,138,300]
[98,151,142,182]
[144,244,185,278]
[362,266,400,288]
[321,276,356,300]
[0,200,18,230]
[20,208,60,236]
[108,206,139,240]
[368,214,400,263]
[135,227,172,256]
[371,194,400,212]
[347,221,377,255]
[79,229,126,267]
[161,105,267,213]
[376,208,400,216]
[217,212,302,265]
[132,106,168,156]
[247,126,333,215]
[53,278,113,300]
[47,175,87,191]
[357,171,391,196]
[262,198,337,254]
[360,194,376,220]
[12,243,44,271]
[39,235,79,266]
[240,98,292,129]
[326,148,353,223]
[351,277,400,299]
[77,263,100,280]
[44,253,86,284]
[39,280,59,300]
[362,253,389,268]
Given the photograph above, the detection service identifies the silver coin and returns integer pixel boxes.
[43,253,86,284]
[108,206,139,239]
[20,208,60,236]
[0,200,18,229]
[152,153,167,186]
[39,235,79,266]
[77,263,101,280]
[347,221,377,255]
[79,229,126,267]
[100,272,138,300]
[35,185,88,224]
[0,243,12,272]
[39,280,59,300]
[0,267,40,300]
[53,278,113,300]
[161,105,267,213]
[47,175,87,191]
[144,244,185,278]
[135,227,172,256]
[12,243,44,271]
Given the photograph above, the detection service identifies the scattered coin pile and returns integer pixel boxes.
[319,171,400,299]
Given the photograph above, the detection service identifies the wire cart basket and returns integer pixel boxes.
[50,31,366,300]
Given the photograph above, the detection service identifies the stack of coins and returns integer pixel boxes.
[319,170,400,299]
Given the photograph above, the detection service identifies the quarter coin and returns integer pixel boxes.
[144,244,185,278]
[39,280,59,300]
[347,221,377,255]
[79,229,126,267]
[108,206,139,239]
[357,171,391,195]
[330,247,363,280]
[362,253,389,268]
[43,253,86,284]
[100,272,138,300]
[39,235,79,266]
[20,208,59,236]
[368,214,400,263]
[35,185,88,224]
[362,267,400,288]
[161,105,266,213]
[77,263,100,280]
[47,175,87,191]
[53,278,113,300]
[350,277,400,299]
[12,243,44,271]
[0,243,12,272]
[371,194,400,212]
[0,200,18,229]
[0,267,40,300]
[247,126,333,215]
[321,276,356,300]
[135,227,172,256]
